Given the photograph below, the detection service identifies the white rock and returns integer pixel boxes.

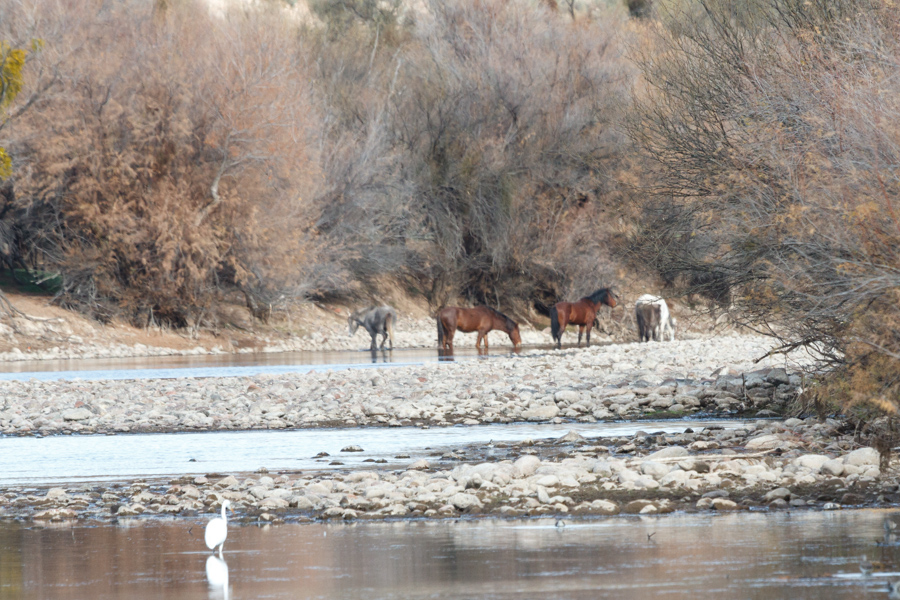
[793,454,830,473]
[522,405,560,421]
[821,459,844,477]
[646,446,688,460]
[843,447,879,467]
[448,493,482,510]
[640,461,672,479]
[745,434,783,450]
[514,455,541,478]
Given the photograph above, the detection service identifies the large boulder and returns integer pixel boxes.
[843,447,879,467]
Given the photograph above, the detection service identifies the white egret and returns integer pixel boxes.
[205,500,232,554]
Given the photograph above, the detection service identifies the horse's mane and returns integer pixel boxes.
[585,288,614,304]
[484,306,517,330]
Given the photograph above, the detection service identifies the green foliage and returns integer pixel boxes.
[0,40,36,180]
[0,42,26,110]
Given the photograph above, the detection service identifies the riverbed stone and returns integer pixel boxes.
[646,446,688,460]
[843,447,879,466]
[514,456,541,478]
[522,405,560,421]
[61,408,93,421]
[448,493,482,511]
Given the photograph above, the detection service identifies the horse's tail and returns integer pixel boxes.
[436,312,445,347]
[550,305,560,343]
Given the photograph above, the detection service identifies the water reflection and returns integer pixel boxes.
[4,510,900,599]
[369,348,390,363]
[205,555,229,599]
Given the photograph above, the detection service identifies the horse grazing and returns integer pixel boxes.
[549,288,619,349]
[349,305,397,351]
[436,306,522,351]
[635,294,676,342]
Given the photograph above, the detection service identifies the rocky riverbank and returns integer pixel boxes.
[0,335,807,436]
[2,416,893,524]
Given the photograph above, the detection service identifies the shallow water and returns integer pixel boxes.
[0,420,740,486]
[0,346,552,381]
[2,509,899,599]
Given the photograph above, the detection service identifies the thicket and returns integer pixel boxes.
[628,0,900,416]
[0,0,634,326]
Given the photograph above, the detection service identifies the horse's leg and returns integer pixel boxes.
[577,325,585,347]
[586,320,593,347]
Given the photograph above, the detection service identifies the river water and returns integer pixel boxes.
[0,420,741,486]
[2,510,899,599]
[0,347,529,381]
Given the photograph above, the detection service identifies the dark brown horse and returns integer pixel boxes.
[436,306,522,351]
[549,288,619,348]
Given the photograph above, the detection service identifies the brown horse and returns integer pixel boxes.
[436,306,522,351]
[549,288,619,348]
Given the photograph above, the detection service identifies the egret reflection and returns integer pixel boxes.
[205,554,230,599]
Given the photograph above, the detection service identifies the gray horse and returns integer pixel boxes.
[349,305,397,350]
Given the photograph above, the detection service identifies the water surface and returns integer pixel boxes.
[0,420,739,486]
[0,346,546,381]
[2,510,898,599]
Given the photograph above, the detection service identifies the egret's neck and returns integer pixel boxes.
[221,504,228,520]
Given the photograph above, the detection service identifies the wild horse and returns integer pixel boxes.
[550,288,618,348]
[635,294,676,342]
[436,306,522,351]
[349,305,397,350]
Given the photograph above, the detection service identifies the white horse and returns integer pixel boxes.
[635,294,676,342]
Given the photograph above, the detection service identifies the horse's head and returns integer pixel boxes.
[509,324,522,348]
[604,289,619,308]
[348,315,360,336]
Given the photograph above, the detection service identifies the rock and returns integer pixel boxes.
[793,454,830,472]
[711,498,739,511]
[555,390,581,403]
[590,500,619,515]
[766,368,791,385]
[61,408,93,421]
[556,430,585,444]
[514,455,541,478]
[522,405,560,421]
[701,490,730,499]
[448,493,482,511]
[341,445,364,453]
[408,459,430,470]
[783,418,803,427]
[840,493,865,505]
[843,447,879,467]
[764,487,792,501]
[259,497,289,509]
[117,503,145,516]
[646,446,688,460]
[623,499,656,514]
[821,459,844,477]
[45,488,69,502]
[745,434,783,450]
[767,498,788,508]
[640,461,672,479]
[536,475,560,488]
